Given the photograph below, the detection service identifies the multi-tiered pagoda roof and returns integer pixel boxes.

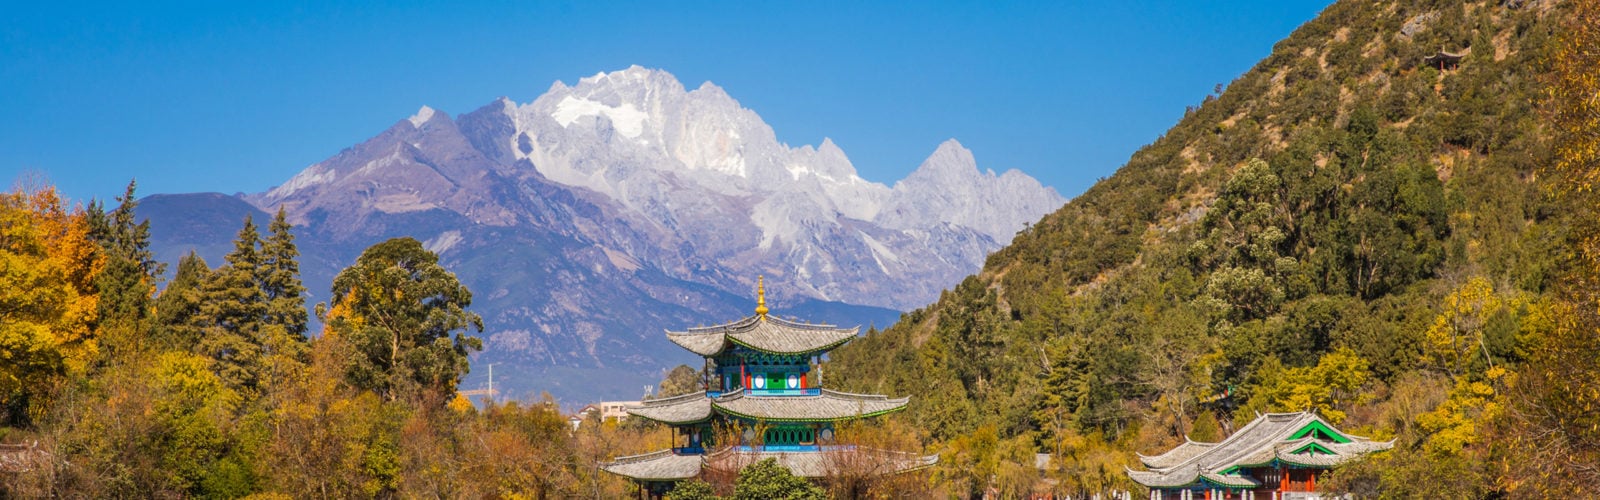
[1127,411,1393,498]
[600,278,934,496]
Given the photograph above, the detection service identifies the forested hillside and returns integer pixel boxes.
[830,0,1600,496]
[0,181,685,497]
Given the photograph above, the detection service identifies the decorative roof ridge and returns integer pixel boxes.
[764,315,848,331]
[703,445,738,460]
[1136,439,1219,469]
[605,449,679,466]
[669,315,761,335]
[1183,434,1217,445]
[636,391,710,407]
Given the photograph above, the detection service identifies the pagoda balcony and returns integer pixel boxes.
[746,388,822,397]
[704,388,826,398]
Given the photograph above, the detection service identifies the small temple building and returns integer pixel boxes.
[1126,411,1392,500]
[601,278,936,498]
[1423,49,1464,70]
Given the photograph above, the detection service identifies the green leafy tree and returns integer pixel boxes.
[318,237,483,401]
[731,458,825,500]
[1240,347,1373,424]
[654,364,703,399]
[1192,158,1295,323]
[669,479,719,500]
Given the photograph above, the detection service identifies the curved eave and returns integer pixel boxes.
[896,454,940,474]
[666,332,728,357]
[600,450,704,481]
[628,392,715,425]
[1138,439,1217,469]
[1200,472,1260,489]
[1127,467,1199,489]
[712,391,910,423]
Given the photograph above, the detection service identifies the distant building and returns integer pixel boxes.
[1423,50,1464,70]
[571,404,600,430]
[600,400,640,421]
[1126,411,1392,500]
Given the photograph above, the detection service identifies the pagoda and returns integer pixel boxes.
[1126,411,1393,500]
[601,277,936,498]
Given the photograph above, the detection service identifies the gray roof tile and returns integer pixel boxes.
[667,315,859,356]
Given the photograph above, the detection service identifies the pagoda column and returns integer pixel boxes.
[1308,470,1315,492]
[815,354,823,386]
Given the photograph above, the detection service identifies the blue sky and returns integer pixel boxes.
[1,1,1333,204]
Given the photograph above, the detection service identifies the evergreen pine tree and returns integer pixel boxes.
[255,207,310,389]
[91,180,165,358]
[198,216,268,393]
[152,251,211,352]
[260,207,308,345]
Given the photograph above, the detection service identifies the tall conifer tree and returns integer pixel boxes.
[152,251,211,352]
[90,180,164,358]
[260,207,308,345]
[198,216,267,393]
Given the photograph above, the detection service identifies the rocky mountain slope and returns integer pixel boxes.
[143,67,1064,403]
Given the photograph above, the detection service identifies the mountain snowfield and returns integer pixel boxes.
[147,66,1066,402]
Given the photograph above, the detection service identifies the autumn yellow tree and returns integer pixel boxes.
[0,186,100,426]
[1495,0,1600,493]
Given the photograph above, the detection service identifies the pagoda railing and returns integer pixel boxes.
[746,388,822,397]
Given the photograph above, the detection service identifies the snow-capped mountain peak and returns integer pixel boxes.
[256,66,1064,310]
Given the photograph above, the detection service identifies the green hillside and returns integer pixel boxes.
[829,0,1593,496]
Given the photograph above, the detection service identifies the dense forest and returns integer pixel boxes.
[0,180,710,497]
[829,0,1600,497]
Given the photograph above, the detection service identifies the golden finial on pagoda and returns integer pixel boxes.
[755,275,769,319]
